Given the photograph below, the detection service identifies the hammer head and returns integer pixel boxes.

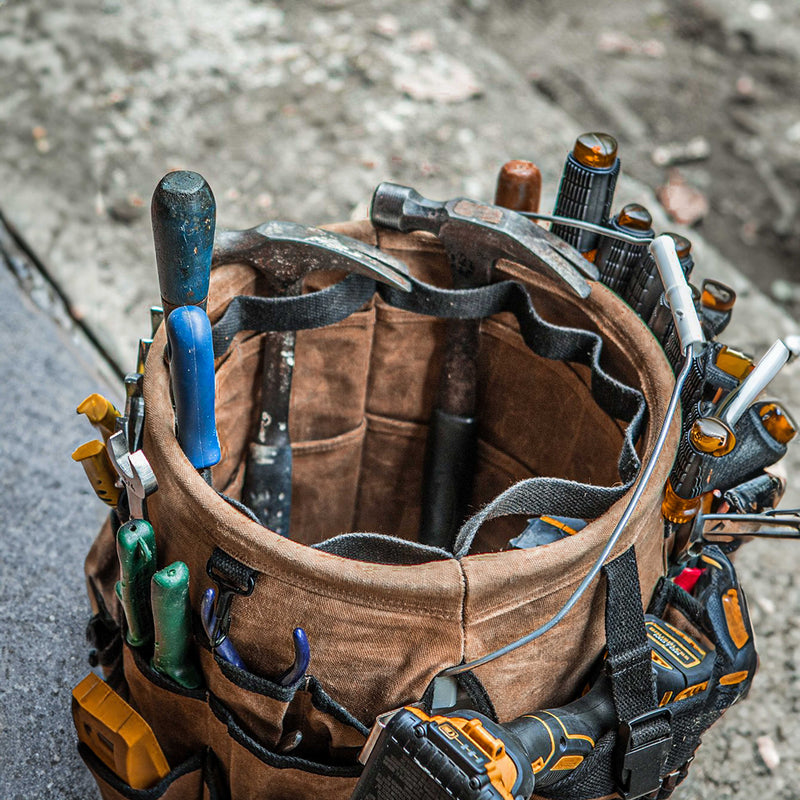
[370,184,447,235]
[370,183,594,298]
[213,221,412,295]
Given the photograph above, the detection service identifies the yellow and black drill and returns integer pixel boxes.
[351,550,756,800]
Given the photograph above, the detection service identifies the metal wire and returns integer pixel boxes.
[701,512,800,527]
[440,350,694,677]
[520,211,655,245]
[705,529,800,541]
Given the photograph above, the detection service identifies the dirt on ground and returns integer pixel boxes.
[1,1,800,798]
[465,0,800,307]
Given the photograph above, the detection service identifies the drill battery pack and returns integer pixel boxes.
[352,707,533,800]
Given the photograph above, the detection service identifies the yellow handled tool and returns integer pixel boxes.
[76,394,121,443]
[71,440,121,507]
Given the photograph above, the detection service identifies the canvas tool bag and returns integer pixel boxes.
[81,219,683,800]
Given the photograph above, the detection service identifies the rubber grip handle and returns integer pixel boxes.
[504,675,614,788]
[166,306,221,471]
[152,171,216,316]
[115,519,157,647]
[649,235,705,355]
[418,409,478,550]
[71,440,122,507]
[151,561,202,689]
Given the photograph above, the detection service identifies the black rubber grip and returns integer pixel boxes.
[418,409,478,550]
[551,154,620,252]
[595,222,652,295]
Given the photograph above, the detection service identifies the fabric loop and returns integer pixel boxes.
[603,548,660,725]
[379,276,646,556]
[211,272,376,357]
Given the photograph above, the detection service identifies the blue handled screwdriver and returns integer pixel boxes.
[151,170,216,320]
[166,305,221,485]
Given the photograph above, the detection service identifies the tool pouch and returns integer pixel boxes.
[83,219,698,800]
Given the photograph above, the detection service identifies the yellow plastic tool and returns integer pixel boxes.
[77,394,121,443]
[72,673,170,789]
[71,440,121,507]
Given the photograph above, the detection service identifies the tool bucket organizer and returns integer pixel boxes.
[83,217,690,800]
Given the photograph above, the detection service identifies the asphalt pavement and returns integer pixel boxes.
[0,256,114,799]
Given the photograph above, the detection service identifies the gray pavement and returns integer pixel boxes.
[2,1,800,798]
[0,258,114,799]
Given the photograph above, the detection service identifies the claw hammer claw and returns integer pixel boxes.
[213,220,412,294]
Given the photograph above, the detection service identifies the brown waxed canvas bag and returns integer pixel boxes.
[81,219,681,800]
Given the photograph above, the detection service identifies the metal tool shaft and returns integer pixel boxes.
[213,221,412,535]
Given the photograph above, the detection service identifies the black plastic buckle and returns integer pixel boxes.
[616,707,673,799]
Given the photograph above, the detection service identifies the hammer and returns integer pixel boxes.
[213,220,412,535]
[370,181,596,549]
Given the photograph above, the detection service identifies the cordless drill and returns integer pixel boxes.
[351,552,756,800]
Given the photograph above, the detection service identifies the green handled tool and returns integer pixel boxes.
[115,520,157,647]
[151,561,201,689]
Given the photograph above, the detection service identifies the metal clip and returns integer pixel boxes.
[205,550,256,650]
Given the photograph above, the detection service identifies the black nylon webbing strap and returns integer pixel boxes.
[604,548,658,722]
[604,548,672,798]
[211,272,376,358]
[209,270,648,554]
[378,277,645,557]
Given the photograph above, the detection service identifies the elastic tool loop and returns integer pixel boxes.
[440,349,694,677]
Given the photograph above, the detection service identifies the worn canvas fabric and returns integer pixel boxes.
[83,221,679,800]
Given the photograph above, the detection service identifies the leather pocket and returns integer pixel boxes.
[125,647,209,768]
[291,421,367,545]
[199,647,299,753]
[209,676,366,799]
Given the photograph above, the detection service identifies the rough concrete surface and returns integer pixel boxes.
[0,261,116,799]
[1,0,799,798]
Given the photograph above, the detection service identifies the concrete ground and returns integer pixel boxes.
[1,1,799,798]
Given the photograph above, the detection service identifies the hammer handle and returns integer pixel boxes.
[241,330,294,536]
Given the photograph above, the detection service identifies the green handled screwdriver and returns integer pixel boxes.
[115,520,157,648]
[151,561,202,689]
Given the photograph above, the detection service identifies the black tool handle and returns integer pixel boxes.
[503,674,615,789]
[418,409,478,550]
[551,153,619,252]
[595,220,651,294]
